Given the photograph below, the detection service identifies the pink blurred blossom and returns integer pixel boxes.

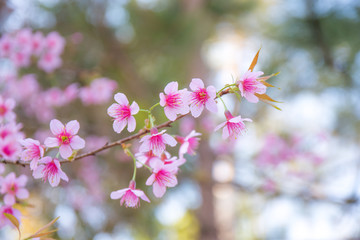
[176,130,201,157]
[0,96,16,123]
[0,172,29,205]
[0,205,21,228]
[80,78,118,105]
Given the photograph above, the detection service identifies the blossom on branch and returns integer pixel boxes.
[159,81,190,121]
[139,128,176,156]
[20,138,45,170]
[107,93,139,133]
[237,70,266,103]
[214,111,252,140]
[110,180,150,208]
[33,157,69,187]
[176,130,201,157]
[189,78,217,117]
[44,119,85,159]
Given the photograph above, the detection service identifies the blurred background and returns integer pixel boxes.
[1,0,360,239]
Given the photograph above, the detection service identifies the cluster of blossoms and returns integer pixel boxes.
[0,29,65,72]
[107,64,277,207]
[1,73,117,122]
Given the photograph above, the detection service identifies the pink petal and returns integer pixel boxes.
[113,119,127,133]
[33,165,45,179]
[145,174,156,185]
[165,175,178,187]
[178,104,190,115]
[59,144,73,159]
[130,101,139,114]
[107,103,119,118]
[65,120,80,135]
[59,170,69,182]
[244,92,259,103]
[50,119,64,135]
[16,188,29,199]
[159,93,166,107]
[189,78,204,91]
[164,81,178,94]
[138,192,150,202]
[164,107,177,121]
[127,116,136,132]
[153,181,166,198]
[206,85,217,99]
[190,104,204,118]
[49,174,60,187]
[44,137,59,148]
[110,189,128,199]
[214,121,227,132]
[163,134,177,147]
[4,194,15,205]
[30,158,39,170]
[70,136,85,150]
[179,142,189,156]
[17,175,27,186]
[205,99,218,113]
[222,125,230,139]
[114,93,129,105]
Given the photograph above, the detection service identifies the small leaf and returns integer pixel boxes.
[262,100,282,111]
[67,150,78,162]
[27,228,58,238]
[248,48,261,72]
[255,93,281,103]
[25,216,60,239]
[3,213,21,240]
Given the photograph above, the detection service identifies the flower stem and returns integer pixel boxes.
[216,83,238,95]
[126,150,138,181]
[139,109,150,113]
[149,102,160,112]
[217,95,228,111]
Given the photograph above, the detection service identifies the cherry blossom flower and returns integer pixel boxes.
[139,128,177,156]
[189,78,218,117]
[44,31,65,54]
[0,96,16,123]
[107,93,139,133]
[20,138,45,170]
[214,111,252,140]
[44,119,85,159]
[0,34,13,57]
[33,157,69,187]
[110,180,150,208]
[135,150,158,168]
[0,205,21,228]
[37,51,62,73]
[176,130,201,157]
[159,81,190,121]
[31,31,45,56]
[0,138,22,161]
[146,159,178,198]
[0,173,29,205]
[237,70,266,103]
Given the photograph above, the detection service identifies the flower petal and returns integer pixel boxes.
[205,99,218,113]
[114,93,129,105]
[44,137,59,148]
[33,165,45,179]
[130,101,139,114]
[190,104,204,118]
[153,181,166,198]
[65,120,80,135]
[189,78,204,90]
[113,119,127,133]
[164,81,178,94]
[59,144,73,159]
[49,119,64,135]
[110,189,128,199]
[16,188,29,199]
[163,134,177,147]
[146,174,156,186]
[70,136,85,150]
[127,116,136,132]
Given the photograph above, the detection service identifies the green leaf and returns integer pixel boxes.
[24,216,60,239]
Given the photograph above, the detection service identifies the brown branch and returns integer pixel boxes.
[0,88,232,167]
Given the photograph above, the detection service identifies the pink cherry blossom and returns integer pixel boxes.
[33,157,69,187]
[214,111,252,140]
[159,81,190,121]
[44,31,65,54]
[189,78,218,118]
[139,128,177,156]
[0,34,13,57]
[44,119,85,159]
[20,138,45,170]
[237,70,266,103]
[176,130,201,157]
[146,159,178,198]
[110,180,150,208]
[135,150,158,168]
[31,31,45,56]
[0,96,16,123]
[0,205,21,228]
[107,93,139,133]
[0,172,29,205]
